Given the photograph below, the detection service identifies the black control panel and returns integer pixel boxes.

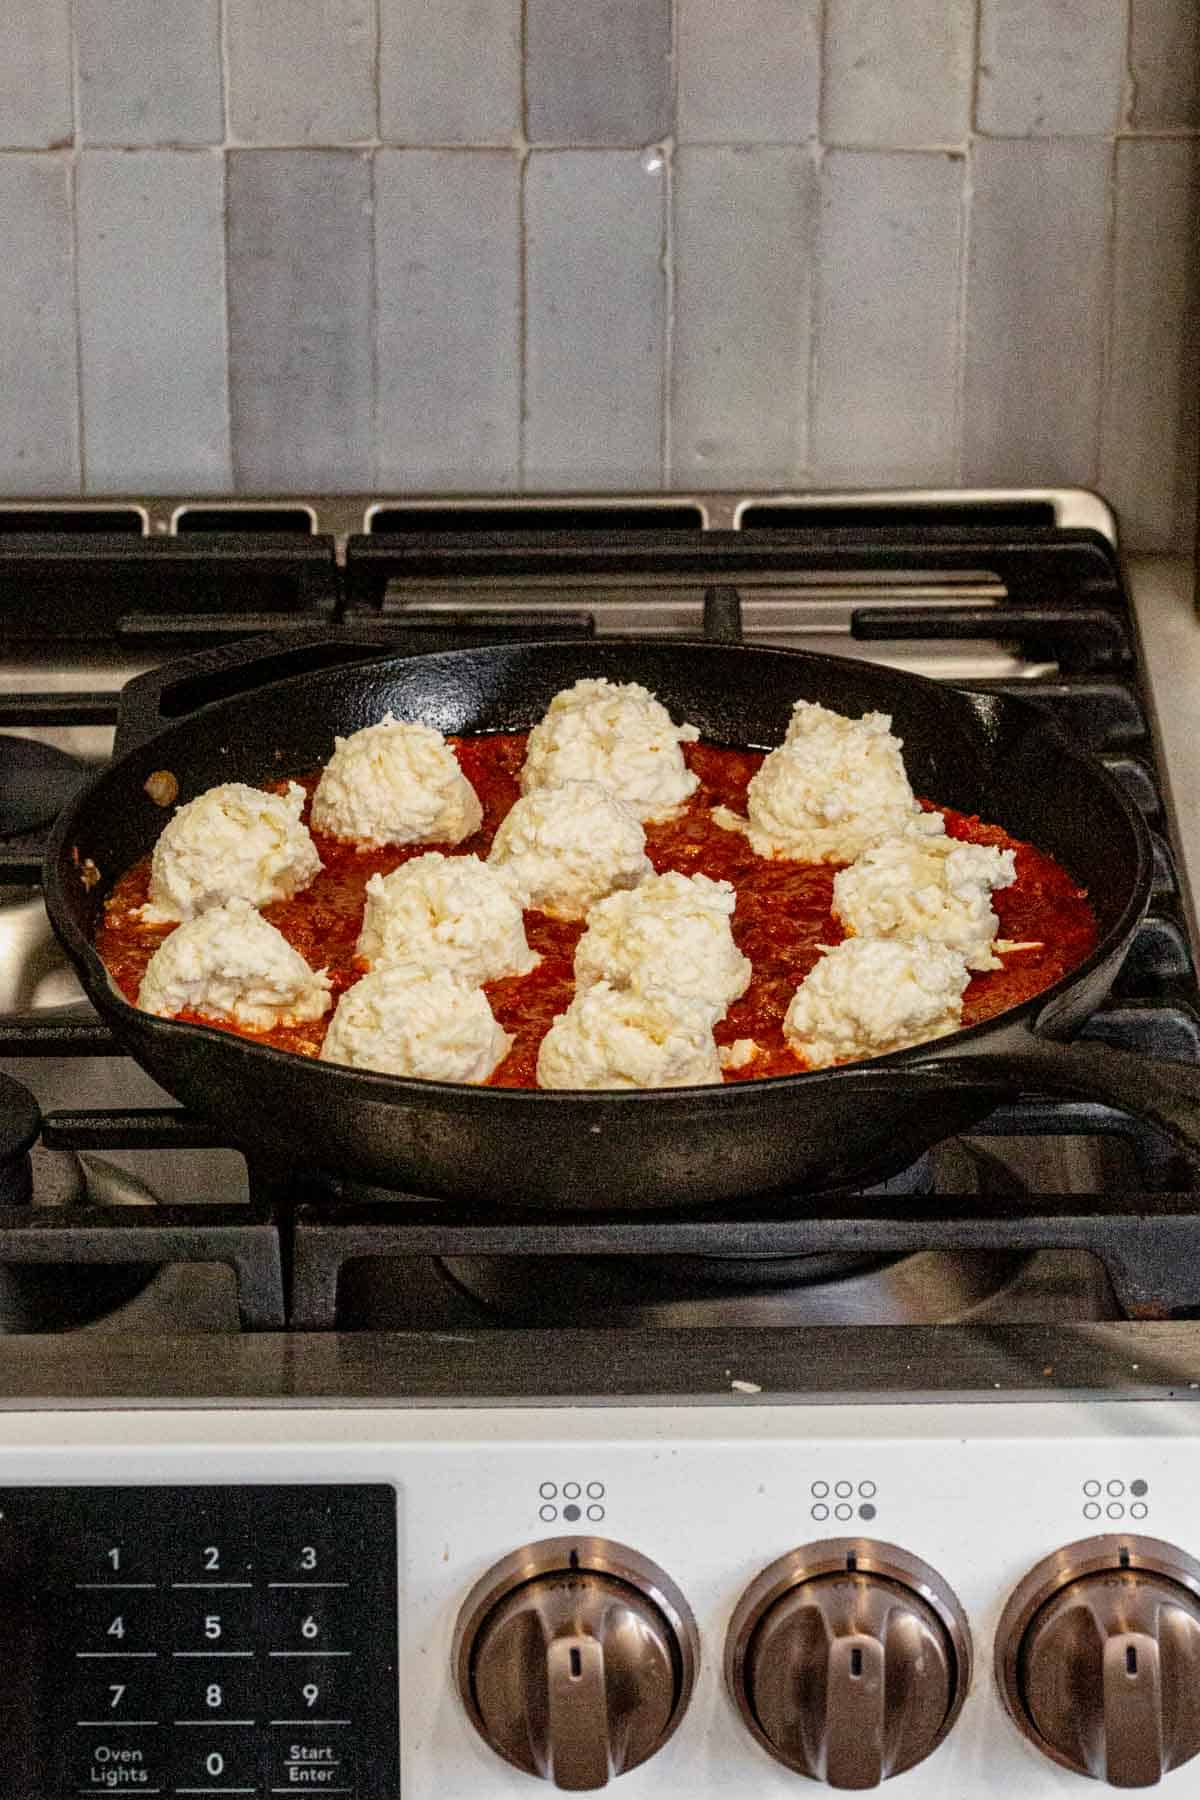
[0,1485,399,1799]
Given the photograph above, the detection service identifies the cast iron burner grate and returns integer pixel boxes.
[1,508,1199,1331]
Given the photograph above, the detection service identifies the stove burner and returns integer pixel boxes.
[0,1072,39,1205]
[0,736,87,837]
[437,1144,1040,1328]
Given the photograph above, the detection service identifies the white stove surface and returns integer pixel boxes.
[4,1400,1199,1795]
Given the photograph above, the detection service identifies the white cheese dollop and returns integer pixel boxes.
[141,780,321,924]
[574,870,750,1016]
[310,714,482,848]
[537,979,722,1090]
[487,780,652,920]
[833,835,1017,970]
[782,936,970,1069]
[714,699,942,863]
[319,963,511,1083]
[520,677,700,822]
[137,897,331,1031]
[357,852,537,985]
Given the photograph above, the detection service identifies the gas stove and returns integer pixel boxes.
[2,489,1200,1796]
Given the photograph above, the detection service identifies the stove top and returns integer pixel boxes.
[1,487,1199,1402]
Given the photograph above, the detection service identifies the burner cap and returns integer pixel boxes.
[0,1073,40,1205]
[0,736,87,837]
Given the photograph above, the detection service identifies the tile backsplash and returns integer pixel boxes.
[0,0,1196,548]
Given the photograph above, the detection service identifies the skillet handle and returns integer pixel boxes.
[912,1036,1200,1164]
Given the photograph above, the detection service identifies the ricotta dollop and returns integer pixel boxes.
[357,852,537,985]
[520,677,700,822]
[574,870,750,1016]
[319,963,511,1083]
[537,979,722,1090]
[715,700,940,863]
[141,781,321,924]
[137,898,331,1031]
[782,935,970,1069]
[832,835,1017,970]
[487,780,652,920]
[310,715,482,848]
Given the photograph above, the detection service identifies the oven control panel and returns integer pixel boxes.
[4,1404,1200,1796]
[0,1486,398,1800]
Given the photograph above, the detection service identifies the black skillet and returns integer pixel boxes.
[43,638,1200,1211]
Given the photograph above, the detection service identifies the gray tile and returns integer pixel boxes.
[227,0,376,144]
[1100,141,1200,551]
[524,151,665,488]
[227,152,373,492]
[375,152,520,489]
[0,157,78,492]
[977,0,1125,137]
[77,0,223,146]
[671,149,815,487]
[76,0,222,145]
[676,0,819,143]
[813,152,962,484]
[526,0,670,144]
[1129,0,1200,130]
[0,0,71,147]
[824,0,973,147]
[380,0,520,143]
[77,152,230,493]
[964,141,1111,486]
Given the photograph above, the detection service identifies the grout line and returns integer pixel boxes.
[4,127,1195,156]
[953,134,975,485]
[661,0,679,489]
[213,144,235,494]
[517,0,529,489]
[1095,133,1121,492]
[660,135,675,490]
[66,0,86,498]
[367,147,379,491]
[1120,0,1137,132]
[372,0,382,143]
[969,0,985,137]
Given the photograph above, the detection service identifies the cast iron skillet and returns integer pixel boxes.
[43,639,1200,1211]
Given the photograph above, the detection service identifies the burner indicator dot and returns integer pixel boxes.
[834,1504,853,1523]
[586,1482,605,1500]
[563,1483,582,1501]
[563,1504,581,1523]
[1082,1481,1102,1498]
[811,1504,829,1523]
[834,1482,852,1500]
[1107,1480,1125,1498]
[811,1482,829,1499]
[539,1504,557,1524]
[858,1504,877,1521]
[586,1506,605,1523]
[858,1481,876,1500]
[539,1483,557,1501]
[1131,1502,1149,1520]
[1107,1503,1125,1520]
[1083,1503,1102,1521]
[1130,1479,1149,1497]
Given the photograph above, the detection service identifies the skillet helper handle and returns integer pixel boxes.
[112,630,397,757]
[914,1035,1200,1165]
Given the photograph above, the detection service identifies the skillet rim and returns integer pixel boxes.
[43,637,1155,1107]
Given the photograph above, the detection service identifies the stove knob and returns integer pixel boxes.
[725,1539,971,1789]
[452,1537,698,1791]
[996,1535,1200,1787]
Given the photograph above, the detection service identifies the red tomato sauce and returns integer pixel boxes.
[95,734,1100,1084]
